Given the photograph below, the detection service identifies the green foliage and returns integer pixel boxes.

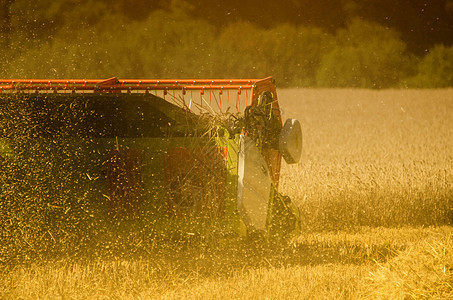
[316,18,411,88]
[211,21,265,79]
[259,25,333,87]
[407,44,453,88]
[209,22,331,87]
[0,3,451,88]
[2,3,216,79]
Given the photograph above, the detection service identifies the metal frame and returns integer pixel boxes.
[0,76,300,238]
[0,77,280,115]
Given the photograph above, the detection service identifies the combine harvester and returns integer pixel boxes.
[0,77,302,241]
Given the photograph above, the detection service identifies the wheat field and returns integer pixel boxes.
[279,89,453,231]
[1,88,452,299]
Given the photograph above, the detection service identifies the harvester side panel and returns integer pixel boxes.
[0,76,301,239]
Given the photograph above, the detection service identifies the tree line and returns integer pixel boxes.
[0,0,452,88]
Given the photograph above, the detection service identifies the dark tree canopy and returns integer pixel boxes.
[1,0,453,54]
[0,0,452,88]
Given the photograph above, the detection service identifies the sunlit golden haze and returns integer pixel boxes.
[1,88,452,299]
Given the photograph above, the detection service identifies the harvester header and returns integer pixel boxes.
[0,77,277,114]
[0,76,302,240]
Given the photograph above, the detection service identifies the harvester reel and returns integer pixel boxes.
[0,76,302,240]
